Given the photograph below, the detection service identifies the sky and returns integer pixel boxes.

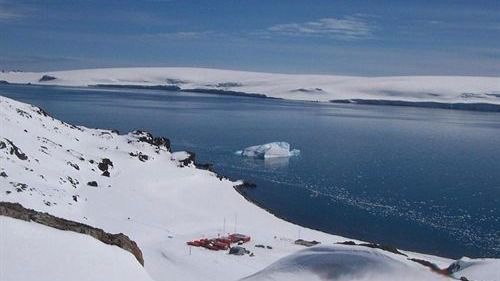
[0,0,499,76]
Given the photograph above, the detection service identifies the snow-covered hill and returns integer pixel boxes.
[0,95,498,281]
[1,67,499,108]
[0,216,153,281]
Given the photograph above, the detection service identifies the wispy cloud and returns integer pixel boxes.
[141,30,221,40]
[0,3,20,21]
[267,16,374,40]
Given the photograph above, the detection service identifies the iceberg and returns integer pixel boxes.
[236,142,300,159]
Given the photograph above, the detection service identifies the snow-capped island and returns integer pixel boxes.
[0,67,499,111]
[1,95,499,281]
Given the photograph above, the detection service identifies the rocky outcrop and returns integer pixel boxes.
[330,99,500,112]
[131,130,171,152]
[337,240,453,277]
[336,240,407,257]
[179,151,196,167]
[234,181,257,190]
[176,150,214,171]
[1,138,28,160]
[182,88,272,99]
[87,181,98,187]
[0,202,144,266]
[93,84,181,91]
[39,75,56,82]
[98,158,113,177]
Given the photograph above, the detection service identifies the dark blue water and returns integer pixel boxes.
[1,84,499,258]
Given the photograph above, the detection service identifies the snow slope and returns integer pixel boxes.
[0,216,153,281]
[0,95,498,281]
[242,245,450,281]
[447,257,500,281]
[1,67,499,106]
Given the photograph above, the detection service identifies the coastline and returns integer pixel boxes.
[2,94,499,280]
[1,67,499,113]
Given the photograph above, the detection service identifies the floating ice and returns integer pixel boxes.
[236,142,300,159]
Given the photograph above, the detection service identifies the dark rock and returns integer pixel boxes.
[72,195,78,202]
[291,88,325,93]
[179,151,195,167]
[165,78,188,85]
[234,181,257,190]
[67,161,80,170]
[67,176,79,187]
[98,158,113,172]
[294,239,321,247]
[336,241,407,257]
[2,139,28,160]
[337,241,356,246]
[101,170,110,177]
[87,181,98,187]
[131,130,171,152]
[0,202,144,266]
[182,88,272,99]
[408,258,447,275]
[194,162,213,171]
[0,171,7,177]
[138,154,149,161]
[129,152,149,162]
[33,106,50,117]
[11,182,28,192]
[215,82,242,88]
[39,75,56,82]
[330,99,500,112]
[16,109,32,118]
[446,260,464,275]
[93,84,181,92]
[358,242,407,257]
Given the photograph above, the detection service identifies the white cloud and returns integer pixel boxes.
[0,0,26,22]
[141,30,221,40]
[267,16,374,40]
[0,7,18,21]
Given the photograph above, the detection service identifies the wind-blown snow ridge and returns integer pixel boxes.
[0,95,498,281]
[1,67,499,110]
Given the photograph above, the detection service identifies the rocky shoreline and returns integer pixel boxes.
[330,98,500,112]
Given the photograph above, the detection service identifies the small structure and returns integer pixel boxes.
[229,246,247,256]
[187,233,251,251]
[294,239,320,247]
[228,233,251,243]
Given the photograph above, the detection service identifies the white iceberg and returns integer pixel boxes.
[236,142,300,159]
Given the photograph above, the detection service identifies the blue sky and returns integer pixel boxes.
[1,0,499,76]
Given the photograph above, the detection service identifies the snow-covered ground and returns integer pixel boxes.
[0,216,154,281]
[243,246,450,281]
[1,67,499,106]
[0,95,498,281]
